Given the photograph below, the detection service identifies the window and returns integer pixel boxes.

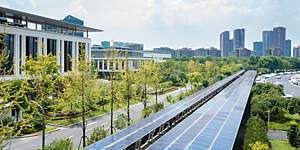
[64,41,72,72]
[0,34,15,75]
[47,39,57,55]
[99,60,103,70]
[26,36,38,58]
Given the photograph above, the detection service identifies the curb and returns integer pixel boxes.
[10,128,60,139]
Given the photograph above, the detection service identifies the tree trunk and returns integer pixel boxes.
[82,77,86,148]
[155,87,158,105]
[42,118,45,150]
[127,80,130,126]
[111,74,114,135]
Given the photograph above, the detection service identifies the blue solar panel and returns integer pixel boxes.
[147,71,256,150]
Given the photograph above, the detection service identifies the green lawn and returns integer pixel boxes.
[270,140,296,150]
[269,121,289,131]
[285,113,300,121]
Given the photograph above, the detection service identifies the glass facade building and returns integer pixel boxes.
[273,27,286,56]
[285,39,291,57]
[262,31,273,56]
[220,31,230,57]
[253,41,263,57]
[233,29,245,51]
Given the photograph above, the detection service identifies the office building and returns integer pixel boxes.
[178,48,193,57]
[272,27,286,55]
[233,29,245,51]
[143,50,171,62]
[293,46,300,57]
[253,41,263,56]
[194,48,207,57]
[153,47,177,57]
[262,31,273,56]
[206,47,221,57]
[266,48,283,56]
[220,31,230,57]
[0,7,102,77]
[234,48,251,57]
[285,40,291,57]
[229,39,234,56]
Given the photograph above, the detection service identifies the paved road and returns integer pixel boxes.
[266,73,300,97]
[267,130,287,140]
[5,85,191,150]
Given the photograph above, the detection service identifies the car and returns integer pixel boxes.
[276,76,281,79]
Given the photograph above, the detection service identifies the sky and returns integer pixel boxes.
[1,0,300,50]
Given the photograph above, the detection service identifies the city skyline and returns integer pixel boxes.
[1,0,300,50]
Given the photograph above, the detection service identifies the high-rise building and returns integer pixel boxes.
[233,29,245,51]
[220,31,230,57]
[285,40,291,57]
[234,48,251,57]
[194,48,207,57]
[266,48,283,56]
[272,27,286,56]
[253,41,263,56]
[262,31,273,56]
[178,48,194,57]
[229,39,234,56]
[293,46,300,57]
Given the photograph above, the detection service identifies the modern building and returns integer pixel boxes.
[262,31,273,56]
[0,7,102,77]
[143,50,171,62]
[266,48,283,56]
[229,39,234,57]
[178,48,194,57]
[194,48,207,57]
[234,48,252,57]
[253,41,263,56]
[220,31,230,57]
[233,29,245,51]
[206,47,221,57]
[272,27,286,55]
[153,47,177,57]
[293,46,300,57]
[285,39,291,57]
[42,15,84,37]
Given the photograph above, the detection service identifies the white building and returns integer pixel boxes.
[143,50,171,62]
[0,7,102,78]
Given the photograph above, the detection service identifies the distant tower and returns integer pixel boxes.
[233,29,245,51]
[285,40,291,57]
[253,41,263,56]
[272,27,286,56]
[262,31,273,56]
[220,31,230,57]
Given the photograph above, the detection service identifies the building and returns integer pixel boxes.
[143,50,171,62]
[234,48,252,57]
[0,7,102,77]
[178,48,193,57]
[293,46,300,57]
[233,29,245,51]
[266,48,283,56]
[42,15,84,37]
[262,31,273,56]
[153,47,177,57]
[229,39,234,57]
[206,47,221,57]
[220,31,230,57]
[194,48,207,57]
[253,41,263,56]
[285,40,291,57]
[272,27,286,55]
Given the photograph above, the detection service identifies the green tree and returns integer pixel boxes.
[244,116,268,150]
[87,126,108,146]
[42,138,73,150]
[288,121,299,148]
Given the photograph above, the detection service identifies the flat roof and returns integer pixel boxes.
[0,6,103,32]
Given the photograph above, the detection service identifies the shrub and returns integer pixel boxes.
[42,138,73,150]
[287,121,299,147]
[244,116,268,150]
[142,107,153,118]
[87,126,108,146]
[166,95,174,104]
[176,93,185,101]
[153,103,164,113]
[114,114,128,130]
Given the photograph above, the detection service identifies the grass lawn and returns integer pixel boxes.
[269,121,289,131]
[270,140,296,150]
[21,127,57,136]
[285,113,300,121]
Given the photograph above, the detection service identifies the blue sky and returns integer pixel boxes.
[1,0,300,50]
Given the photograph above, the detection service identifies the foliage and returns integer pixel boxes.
[153,102,164,113]
[42,138,73,150]
[114,114,128,130]
[87,126,108,146]
[287,121,299,148]
[249,141,269,150]
[244,116,269,150]
[142,106,153,118]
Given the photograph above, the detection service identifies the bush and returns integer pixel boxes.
[176,93,185,101]
[142,107,153,118]
[202,80,209,88]
[153,102,164,113]
[244,116,268,150]
[287,121,299,148]
[42,138,73,150]
[114,114,128,130]
[87,126,108,146]
[166,95,174,104]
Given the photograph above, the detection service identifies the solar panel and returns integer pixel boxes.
[146,71,256,150]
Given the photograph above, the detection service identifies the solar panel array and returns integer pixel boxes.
[147,70,257,150]
[84,71,245,150]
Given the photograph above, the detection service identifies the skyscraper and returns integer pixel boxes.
[293,46,300,57]
[233,29,245,51]
[285,40,291,57]
[253,41,263,56]
[262,31,273,56]
[229,39,234,56]
[220,31,230,57]
[272,27,286,56]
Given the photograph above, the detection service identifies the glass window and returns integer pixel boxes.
[0,34,15,75]
[64,41,72,72]
[26,36,38,58]
[47,39,57,55]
